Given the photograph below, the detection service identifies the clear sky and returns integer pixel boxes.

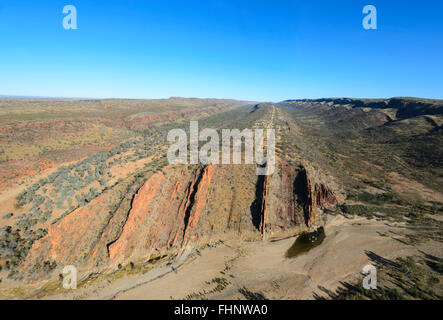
[0,0,442,101]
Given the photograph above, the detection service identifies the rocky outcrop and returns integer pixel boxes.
[259,176,270,234]
[291,165,338,226]
[21,160,343,278]
[257,163,342,234]
[108,165,216,263]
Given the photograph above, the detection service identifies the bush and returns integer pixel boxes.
[3,213,13,219]
[341,204,374,219]
[397,257,419,276]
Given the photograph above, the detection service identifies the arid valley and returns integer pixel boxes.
[0,97,442,300]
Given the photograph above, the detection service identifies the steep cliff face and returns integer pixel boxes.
[108,165,216,263]
[21,160,343,278]
[259,176,270,234]
[291,165,338,226]
[256,163,341,236]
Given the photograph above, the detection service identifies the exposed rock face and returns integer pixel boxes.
[21,161,342,277]
[108,170,166,262]
[108,165,216,263]
[256,163,341,236]
[21,174,146,273]
[292,165,338,226]
[259,176,270,234]
[22,183,124,271]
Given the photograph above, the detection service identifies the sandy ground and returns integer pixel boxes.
[112,214,413,300]
[32,213,417,300]
[3,212,434,300]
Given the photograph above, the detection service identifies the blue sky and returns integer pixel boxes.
[0,0,442,101]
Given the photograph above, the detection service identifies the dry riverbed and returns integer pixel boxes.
[2,212,438,300]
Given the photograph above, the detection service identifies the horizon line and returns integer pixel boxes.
[1,94,441,102]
